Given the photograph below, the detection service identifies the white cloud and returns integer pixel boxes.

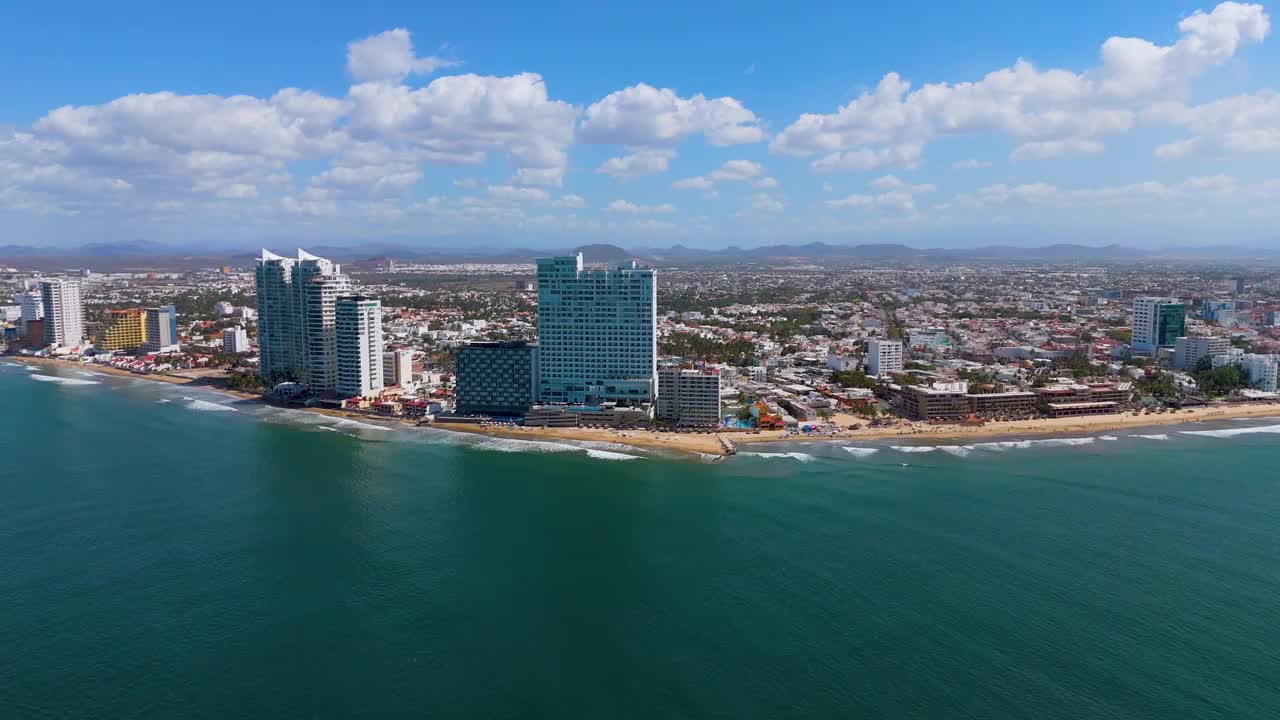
[485,184,550,203]
[952,158,991,169]
[810,143,923,172]
[746,192,784,213]
[672,176,714,191]
[951,179,1186,208]
[595,149,676,180]
[772,3,1270,169]
[826,175,935,212]
[604,199,676,214]
[346,29,459,83]
[1147,90,1280,157]
[346,72,576,185]
[672,159,768,191]
[578,83,766,147]
[826,194,874,208]
[553,193,586,208]
[1011,138,1105,160]
[709,159,764,181]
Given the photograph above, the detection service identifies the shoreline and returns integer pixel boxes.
[11,354,1279,457]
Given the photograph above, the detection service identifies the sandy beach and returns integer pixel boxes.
[12,354,1279,456]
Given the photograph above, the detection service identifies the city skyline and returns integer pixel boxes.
[2,1,1279,249]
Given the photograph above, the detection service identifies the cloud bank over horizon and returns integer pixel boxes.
[2,2,1279,249]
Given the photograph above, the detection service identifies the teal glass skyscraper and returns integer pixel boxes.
[535,254,656,405]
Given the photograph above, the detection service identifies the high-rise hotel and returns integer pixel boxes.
[1132,297,1185,355]
[536,253,656,405]
[39,279,85,349]
[257,249,372,395]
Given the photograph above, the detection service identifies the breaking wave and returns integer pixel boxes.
[1181,424,1280,439]
[476,437,644,461]
[185,399,238,412]
[841,447,879,458]
[739,451,817,462]
[30,374,100,386]
[1132,434,1170,441]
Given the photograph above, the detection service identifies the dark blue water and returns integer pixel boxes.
[3,362,1279,718]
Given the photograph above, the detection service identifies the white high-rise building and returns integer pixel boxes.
[1242,354,1278,393]
[18,291,44,322]
[1174,336,1230,371]
[143,305,179,353]
[336,296,384,399]
[39,279,85,349]
[867,338,904,377]
[255,249,351,393]
[222,326,250,354]
[383,348,414,387]
[255,250,301,382]
[1132,297,1185,355]
[300,271,351,394]
[536,254,656,405]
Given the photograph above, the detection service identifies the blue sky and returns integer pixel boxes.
[2,0,1278,249]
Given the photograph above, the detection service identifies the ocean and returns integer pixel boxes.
[3,361,1280,719]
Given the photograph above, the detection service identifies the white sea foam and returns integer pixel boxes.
[1181,424,1280,439]
[842,447,879,458]
[585,449,642,461]
[937,445,973,457]
[477,437,644,461]
[891,446,937,454]
[739,451,817,462]
[2,361,22,367]
[77,371,98,378]
[156,398,171,404]
[30,374,100,386]
[331,418,392,432]
[968,437,1096,451]
[185,399,237,412]
[1099,435,1119,441]
[1132,433,1170,441]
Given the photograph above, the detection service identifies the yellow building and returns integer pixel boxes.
[98,308,148,351]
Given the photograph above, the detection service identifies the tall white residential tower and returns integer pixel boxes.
[39,279,85,349]
[335,296,384,399]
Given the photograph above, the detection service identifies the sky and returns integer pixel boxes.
[2,0,1278,250]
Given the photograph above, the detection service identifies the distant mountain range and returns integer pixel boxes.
[2,240,1278,271]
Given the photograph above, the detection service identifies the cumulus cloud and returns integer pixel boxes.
[596,149,676,180]
[346,72,577,186]
[486,184,550,203]
[949,179,1197,209]
[826,174,935,213]
[672,176,714,191]
[347,29,459,83]
[1147,90,1280,157]
[744,192,784,214]
[1011,138,1105,160]
[952,158,992,169]
[672,159,768,191]
[578,83,766,147]
[772,2,1270,170]
[553,193,586,208]
[604,199,677,214]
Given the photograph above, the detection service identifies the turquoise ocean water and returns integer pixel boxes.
[3,361,1279,718]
